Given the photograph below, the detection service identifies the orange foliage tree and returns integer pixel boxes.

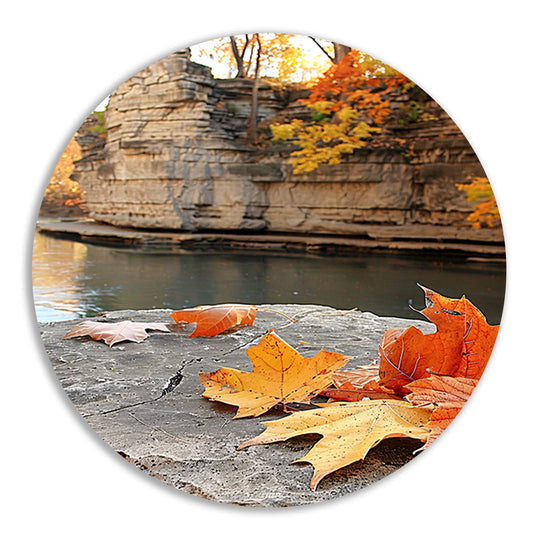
[270,50,409,173]
[40,135,86,216]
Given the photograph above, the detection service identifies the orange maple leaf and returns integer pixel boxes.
[169,303,257,337]
[199,330,351,418]
[61,320,170,347]
[406,374,478,448]
[378,285,499,393]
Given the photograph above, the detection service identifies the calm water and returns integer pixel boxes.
[32,232,506,325]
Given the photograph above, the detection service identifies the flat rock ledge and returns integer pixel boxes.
[40,304,435,507]
[36,219,506,259]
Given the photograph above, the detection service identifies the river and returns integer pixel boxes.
[32,232,505,325]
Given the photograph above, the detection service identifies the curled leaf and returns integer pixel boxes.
[378,285,499,393]
[170,303,257,337]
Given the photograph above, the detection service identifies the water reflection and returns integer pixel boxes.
[32,232,505,324]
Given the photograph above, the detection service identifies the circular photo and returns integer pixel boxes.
[32,33,505,506]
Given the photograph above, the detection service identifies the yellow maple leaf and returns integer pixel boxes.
[239,399,432,490]
[199,330,351,419]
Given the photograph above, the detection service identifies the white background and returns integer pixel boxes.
[3,1,531,530]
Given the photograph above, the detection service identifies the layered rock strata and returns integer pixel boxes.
[72,50,503,245]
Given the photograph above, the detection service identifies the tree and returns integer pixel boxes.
[229,34,254,78]
[270,49,408,173]
[194,34,358,144]
[246,33,262,142]
[308,37,351,64]
[456,177,500,228]
[195,33,330,82]
[40,135,86,216]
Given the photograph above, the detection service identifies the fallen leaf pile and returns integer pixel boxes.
[199,285,499,490]
[321,364,402,401]
[60,287,499,491]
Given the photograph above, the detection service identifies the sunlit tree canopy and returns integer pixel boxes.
[191,33,334,82]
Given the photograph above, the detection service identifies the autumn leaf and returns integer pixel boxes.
[330,364,381,389]
[169,303,257,337]
[406,374,478,448]
[61,320,170,347]
[418,285,499,380]
[238,399,432,490]
[199,330,351,418]
[321,364,403,401]
[378,285,499,393]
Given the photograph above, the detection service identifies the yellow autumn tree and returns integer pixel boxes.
[456,177,500,228]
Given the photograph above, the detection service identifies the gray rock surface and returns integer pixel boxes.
[40,304,435,506]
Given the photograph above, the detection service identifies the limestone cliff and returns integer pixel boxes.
[72,49,503,246]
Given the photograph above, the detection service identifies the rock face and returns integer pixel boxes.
[72,49,503,244]
[41,305,436,506]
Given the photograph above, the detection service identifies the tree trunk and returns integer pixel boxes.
[247,34,262,142]
[333,43,351,64]
[309,37,351,64]
[230,35,250,78]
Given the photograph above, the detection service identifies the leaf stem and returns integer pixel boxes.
[258,308,297,322]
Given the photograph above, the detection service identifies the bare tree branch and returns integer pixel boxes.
[230,34,251,78]
[308,37,351,64]
[308,36,335,63]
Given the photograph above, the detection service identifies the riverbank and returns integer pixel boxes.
[36,218,505,259]
[41,304,437,506]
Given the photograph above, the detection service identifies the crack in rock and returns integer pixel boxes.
[87,360,196,417]
[161,371,184,396]
[161,359,196,397]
